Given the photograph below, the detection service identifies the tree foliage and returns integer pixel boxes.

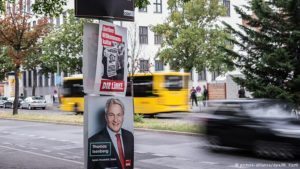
[0,47,14,81]
[41,9,89,74]
[152,0,233,72]
[222,0,300,104]
[0,0,151,16]
[0,1,50,114]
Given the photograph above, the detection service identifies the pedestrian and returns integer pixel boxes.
[238,87,246,98]
[53,90,58,103]
[190,87,198,107]
[203,85,208,106]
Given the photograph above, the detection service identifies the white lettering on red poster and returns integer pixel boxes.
[100,80,124,92]
[101,25,122,47]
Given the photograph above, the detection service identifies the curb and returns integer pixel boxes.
[134,128,202,136]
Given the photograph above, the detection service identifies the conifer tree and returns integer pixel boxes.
[222,0,300,104]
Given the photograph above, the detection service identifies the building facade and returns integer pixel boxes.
[3,0,249,99]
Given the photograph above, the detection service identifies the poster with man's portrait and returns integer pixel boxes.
[84,96,134,169]
[94,20,128,97]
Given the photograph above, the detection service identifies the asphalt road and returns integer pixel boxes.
[0,119,299,169]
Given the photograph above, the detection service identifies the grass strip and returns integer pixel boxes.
[0,113,202,134]
[134,119,202,134]
[0,112,83,125]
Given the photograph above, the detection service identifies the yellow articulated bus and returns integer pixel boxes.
[60,72,190,115]
[126,72,190,115]
[60,75,84,113]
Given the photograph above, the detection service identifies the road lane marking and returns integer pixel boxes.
[57,153,66,156]
[0,145,83,165]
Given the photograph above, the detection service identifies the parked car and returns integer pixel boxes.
[20,96,46,110]
[204,99,300,159]
[0,96,8,108]
[2,97,23,108]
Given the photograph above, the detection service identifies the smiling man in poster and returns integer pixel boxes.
[88,98,134,169]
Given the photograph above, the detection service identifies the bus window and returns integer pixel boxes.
[126,78,132,96]
[63,80,84,97]
[164,76,183,91]
[132,76,157,97]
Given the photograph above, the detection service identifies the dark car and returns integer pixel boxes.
[204,99,300,159]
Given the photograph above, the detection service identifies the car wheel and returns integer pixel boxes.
[254,141,294,159]
[206,135,222,150]
[42,107,45,110]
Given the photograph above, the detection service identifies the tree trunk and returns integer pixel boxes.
[13,65,20,115]
[32,69,37,96]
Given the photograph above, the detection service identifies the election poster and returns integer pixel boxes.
[75,0,134,21]
[84,96,134,169]
[94,20,128,96]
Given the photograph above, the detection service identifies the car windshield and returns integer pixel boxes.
[244,101,296,119]
[32,96,43,100]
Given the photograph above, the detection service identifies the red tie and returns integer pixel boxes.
[116,134,125,169]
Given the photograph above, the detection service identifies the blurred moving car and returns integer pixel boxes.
[2,97,23,108]
[0,96,8,108]
[204,99,300,159]
[20,96,46,110]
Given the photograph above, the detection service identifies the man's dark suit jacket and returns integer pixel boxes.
[88,128,134,169]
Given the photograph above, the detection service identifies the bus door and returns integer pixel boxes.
[161,75,188,107]
[61,79,84,112]
[131,76,159,114]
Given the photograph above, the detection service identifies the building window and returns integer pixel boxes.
[26,0,31,13]
[155,60,164,71]
[23,71,27,87]
[38,72,43,87]
[154,34,162,44]
[32,21,36,27]
[140,60,149,72]
[62,11,67,23]
[198,69,207,81]
[28,71,32,87]
[51,73,55,86]
[223,0,230,16]
[49,17,54,24]
[139,6,147,12]
[153,0,162,13]
[139,26,148,44]
[212,70,220,81]
[63,72,68,77]
[56,17,60,26]
[44,74,49,87]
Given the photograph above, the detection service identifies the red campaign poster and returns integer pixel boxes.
[94,20,128,96]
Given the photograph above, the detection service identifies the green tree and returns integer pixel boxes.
[222,0,300,104]
[41,9,89,74]
[0,47,14,81]
[0,1,49,115]
[22,47,45,96]
[152,0,233,72]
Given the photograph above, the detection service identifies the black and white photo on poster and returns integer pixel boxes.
[85,96,134,169]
